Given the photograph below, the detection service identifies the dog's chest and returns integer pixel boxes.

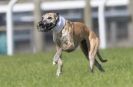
[53,27,75,50]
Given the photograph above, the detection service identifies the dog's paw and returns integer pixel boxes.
[53,59,59,65]
[56,72,61,77]
[53,61,58,65]
[53,61,56,65]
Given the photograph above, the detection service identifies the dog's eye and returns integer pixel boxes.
[47,17,52,19]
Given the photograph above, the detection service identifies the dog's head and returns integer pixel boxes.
[37,12,59,32]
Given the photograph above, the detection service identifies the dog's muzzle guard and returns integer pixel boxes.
[37,16,65,32]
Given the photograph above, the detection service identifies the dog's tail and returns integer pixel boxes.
[97,51,107,63]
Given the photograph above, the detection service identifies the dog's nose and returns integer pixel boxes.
[42,20,47,25]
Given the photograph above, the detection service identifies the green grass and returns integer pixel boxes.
[0,48,133,87]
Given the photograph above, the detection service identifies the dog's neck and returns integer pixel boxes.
[52,16,66,33]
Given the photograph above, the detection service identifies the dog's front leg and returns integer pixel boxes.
[56,58,63,76]
[53,46,62,65]
[53,46,63,76]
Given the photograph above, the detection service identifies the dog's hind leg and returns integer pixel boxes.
[89,38,105,72]
[88,38,98,72]
[80,39,105,72]
[80,40,89,59]
[80,39,96,72]
[95,59,105,72]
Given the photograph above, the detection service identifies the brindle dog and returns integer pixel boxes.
[37,12,107,76]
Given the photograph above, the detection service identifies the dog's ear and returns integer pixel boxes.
[55,12,59,17]
[55,13,59,22]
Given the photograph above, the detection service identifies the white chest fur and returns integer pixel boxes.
[52,16,75,50]
[54,27,75,50]
[53,16,66,42]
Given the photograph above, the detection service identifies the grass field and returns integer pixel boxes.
[0,48,133,87]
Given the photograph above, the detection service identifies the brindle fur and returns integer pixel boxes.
[38,13,107,76]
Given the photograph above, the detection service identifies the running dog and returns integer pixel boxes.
[37,12,107,76]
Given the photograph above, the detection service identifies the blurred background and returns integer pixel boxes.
[0,0,133,55]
